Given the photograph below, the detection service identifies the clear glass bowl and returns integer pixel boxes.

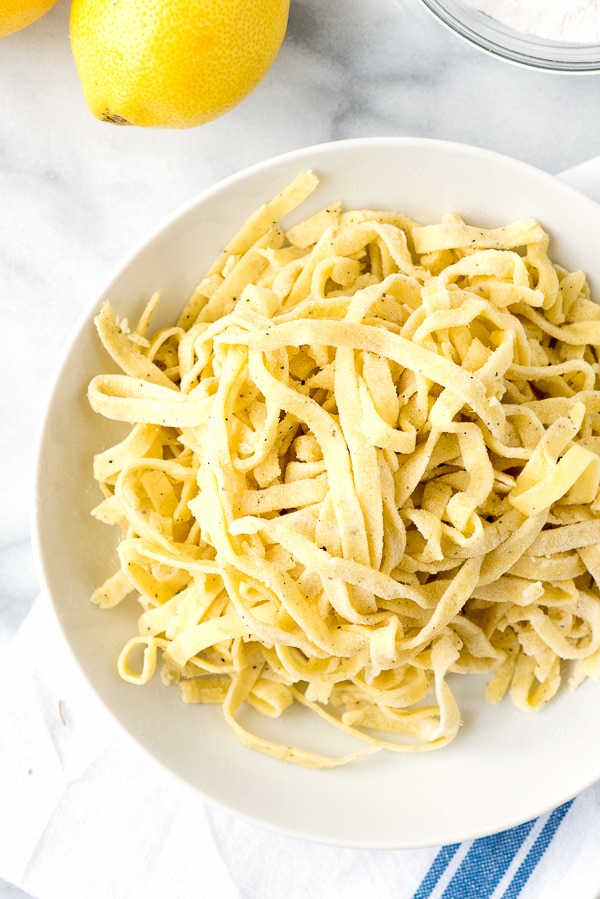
[417,0,600,73]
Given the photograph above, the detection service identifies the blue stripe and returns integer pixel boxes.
[502,801,573,899]
[412,843,461,899]
[438,819,537,899]
[413,800,574,899]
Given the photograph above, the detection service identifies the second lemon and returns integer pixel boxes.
[69,0,290,128]
[0,0,59,39]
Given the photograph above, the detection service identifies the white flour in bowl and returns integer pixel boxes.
[464,0,600,44]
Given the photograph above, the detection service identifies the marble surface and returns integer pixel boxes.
[2,1,600,894]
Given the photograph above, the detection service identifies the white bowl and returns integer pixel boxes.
[34,137,600,848]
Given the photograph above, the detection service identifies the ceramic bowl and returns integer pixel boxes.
[34,137,600,847]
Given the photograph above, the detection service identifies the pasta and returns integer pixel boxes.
[88,170,600,768]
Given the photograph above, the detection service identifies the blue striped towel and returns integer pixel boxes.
[413,802,575,899]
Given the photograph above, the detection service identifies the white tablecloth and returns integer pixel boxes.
[3,157,600,899]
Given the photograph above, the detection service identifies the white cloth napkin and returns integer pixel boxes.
[4,156,600,899]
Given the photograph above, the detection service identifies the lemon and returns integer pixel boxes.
[0,0,59,38]
[69,0,290,128]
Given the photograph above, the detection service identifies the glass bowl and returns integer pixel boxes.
[418,0,600,73]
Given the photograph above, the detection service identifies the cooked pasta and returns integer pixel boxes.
[88,170,600,767]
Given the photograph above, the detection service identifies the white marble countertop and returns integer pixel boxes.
[2,2,600,893]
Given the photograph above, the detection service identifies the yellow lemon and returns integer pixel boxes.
[0,0,59,38]
[69,0,290,128]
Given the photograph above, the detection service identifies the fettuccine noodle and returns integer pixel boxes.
[88,171,600,767]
